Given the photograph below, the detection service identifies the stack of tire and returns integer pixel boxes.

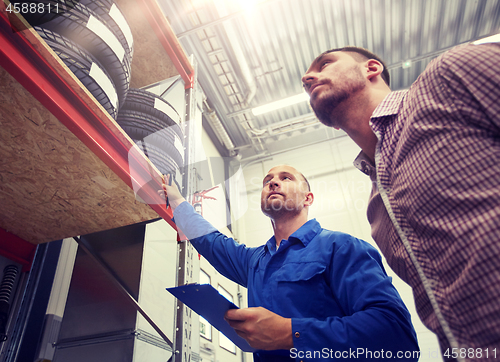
[117,88,185,190]
[17,1,185,189]
[16,0,134,119]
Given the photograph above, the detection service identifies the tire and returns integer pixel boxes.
[126,129,184,169]
[13,0,133,63]
[38,2,131,108]
[36,27,119,118]
[116,109,183,142]
[122,88,183,137]
[9,0,80,27]
[77,0,133,61]
[133,138,183,175]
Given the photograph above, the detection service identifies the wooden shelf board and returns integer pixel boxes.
[115,0,182,88]
[0,63,161,244]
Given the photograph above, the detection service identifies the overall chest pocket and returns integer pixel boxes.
[273,263,330,317]
[276,262,326,282]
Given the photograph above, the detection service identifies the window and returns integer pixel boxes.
[200,269,211,285]
[200,315,211,340]
[199,270,212,340]
[217,285,236,354]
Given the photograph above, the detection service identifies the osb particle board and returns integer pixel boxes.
[114,0,181,89]
[0,65,160,244]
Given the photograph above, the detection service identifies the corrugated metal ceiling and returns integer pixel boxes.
[159,0,500,160]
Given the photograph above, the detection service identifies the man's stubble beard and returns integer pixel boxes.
[310,67,366,128]
[261,197,302,220]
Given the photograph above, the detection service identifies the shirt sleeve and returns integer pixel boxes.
[173,201,251,287]
[291,236,420,361]
[437,43,500,132]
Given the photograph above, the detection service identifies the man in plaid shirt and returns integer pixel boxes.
[302,42,500,361]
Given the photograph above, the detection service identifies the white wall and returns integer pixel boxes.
[231,135,441,361]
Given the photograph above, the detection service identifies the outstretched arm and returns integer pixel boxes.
[161,174,186,211]
[162,177,252,287]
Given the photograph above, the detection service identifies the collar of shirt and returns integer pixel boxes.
[264,219,322,255]
[370,89,408,132]
[353,90,408,178]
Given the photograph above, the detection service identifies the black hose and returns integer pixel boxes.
[0,265,19,342]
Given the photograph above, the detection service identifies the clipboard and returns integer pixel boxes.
[167,284,255,352]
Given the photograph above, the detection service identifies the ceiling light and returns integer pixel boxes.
[251,93,310,116]
[473,33,500,45]
[236,0,259,13]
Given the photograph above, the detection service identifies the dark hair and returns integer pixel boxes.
[321,46,390,86]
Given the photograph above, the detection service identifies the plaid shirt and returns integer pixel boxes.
[354,43,500,359]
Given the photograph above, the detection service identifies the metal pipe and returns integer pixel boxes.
[212,0,256,107]
[241,133,348,165]
[203,99,236,152]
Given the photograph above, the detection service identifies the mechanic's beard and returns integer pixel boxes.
[311,72,366,128]
[311,89,351,127]
[261,198,301,219]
